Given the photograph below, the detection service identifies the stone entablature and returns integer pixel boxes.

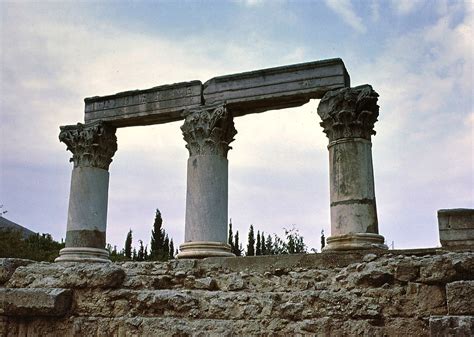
[59,121,117,171]
[181,104,237,158]
[84,81,202,126]
[84,58,349,127]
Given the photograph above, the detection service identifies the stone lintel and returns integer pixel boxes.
[84,81,203,127]
[0,288,72,317]
[83,58,350,127]
[204,58,350,117]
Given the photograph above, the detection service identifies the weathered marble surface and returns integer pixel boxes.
[1,249,473,336]
[56,122,117,263]
[84,81,203,126]
[179,105,235,258]
[318,85,385,250]
[438,208,474,248]
[204,58,350,116]
[83,58,349,127]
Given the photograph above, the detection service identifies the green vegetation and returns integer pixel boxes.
[0,229,64,262]
[237,224,308,256]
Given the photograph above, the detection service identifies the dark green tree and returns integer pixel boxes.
[150,209,165,260]
[163,234,170,260]
[228,219,234,251]
[261,231,266,255]
[284,226,306,254]
[232,231,242,256]
[169,239,174,259]
[246,225,255,256]
[137,240,145,261]
[124,230,132,259]
[321,229,326,250]
[256,230,261,256]
[266,234,273,255]
[0,229,65,262]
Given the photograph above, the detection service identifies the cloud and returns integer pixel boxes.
[324,0,366,33]
[370,0,380,22]
[391,0,425,15]
[347,3,473,248]
[235,0,266,7]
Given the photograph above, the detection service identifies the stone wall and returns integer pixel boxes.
[1,249,473,336]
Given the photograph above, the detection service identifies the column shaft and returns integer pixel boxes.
[329,138,378,235]
[56,122,117,262]
[185,155,228,243]
[317,85,387,250]
[178,104,236,258]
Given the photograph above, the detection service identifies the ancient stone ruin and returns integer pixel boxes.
[55,58,387,262]
[1,59,472,336]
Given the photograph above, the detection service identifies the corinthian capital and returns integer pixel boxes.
[317,85,379,142]
[59,121,117,170]
[181,104,237,157]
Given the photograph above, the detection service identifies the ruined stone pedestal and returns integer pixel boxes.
[55,122,117,263]
[317,85,387,251]
[438,208,474,248]
[177,105,236,258]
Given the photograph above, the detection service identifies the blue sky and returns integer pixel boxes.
[0,0,472,252]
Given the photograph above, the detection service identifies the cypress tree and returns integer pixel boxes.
[228,219,234,251]
[137,240,145,261]
[247,225,255,256]
[124,230,132,259]
[233,231,241,256]
[261,231,266,255]
[266,234,273,255]
[169,239,174,259]
[164,234,170,260]
[321,229,326,250]
[256,230,261,256]
[150,209,164,260]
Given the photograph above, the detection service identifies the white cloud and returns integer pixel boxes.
[324,0,366,33]
[235,0,274,7]
[370,0,380,22]
[390,0,425,15]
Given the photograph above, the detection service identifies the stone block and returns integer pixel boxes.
[204,58,350,116]
[438,208,474,248]
[430,315,474,337]
[7,262,125,289]
[0,258,35,285]
[447,281,474,315]
[0,288,72,316]
[84,81,203,126]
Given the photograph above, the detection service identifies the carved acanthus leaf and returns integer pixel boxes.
[59,122,117,170]
[317,85,379,141]
[181,104,237,157]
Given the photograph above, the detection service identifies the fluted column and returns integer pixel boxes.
[317,85,387,250]
[177,104,236,258]
[55,121,117,262]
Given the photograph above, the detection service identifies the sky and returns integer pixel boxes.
[0,0,472,253]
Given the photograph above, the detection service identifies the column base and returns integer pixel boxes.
[323,233,388,251]
[55,247,110,263]
[177,241,235,259]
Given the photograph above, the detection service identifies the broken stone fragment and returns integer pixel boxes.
[446,280,474,315]
[0,288,72,317]
[0,258,35,285]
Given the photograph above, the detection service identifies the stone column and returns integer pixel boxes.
[55,121,117,262]
[317,85,387,250]
[177,104,236,258]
